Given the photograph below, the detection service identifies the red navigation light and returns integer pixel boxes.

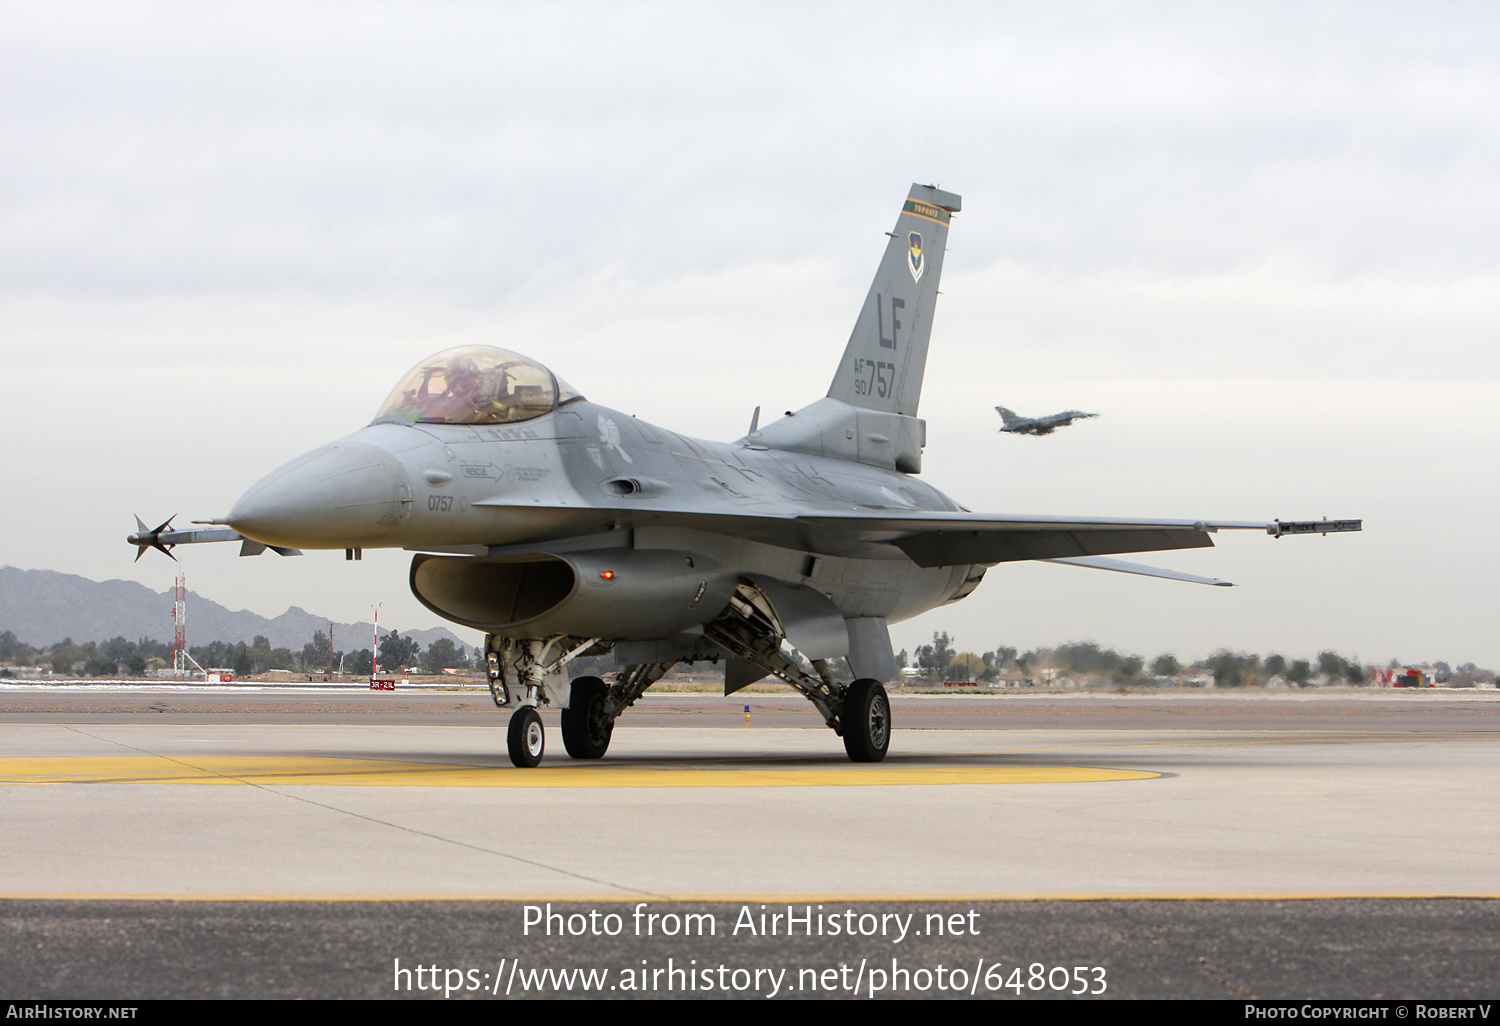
[600,570,615,580]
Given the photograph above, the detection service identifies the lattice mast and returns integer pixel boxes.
[172,573,187,681]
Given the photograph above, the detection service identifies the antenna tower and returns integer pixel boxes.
[172,573,187,681]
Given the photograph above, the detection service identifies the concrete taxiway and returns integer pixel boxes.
[2,687,1496,999]
[1,687,1495,898]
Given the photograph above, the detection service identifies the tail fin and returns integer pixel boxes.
[826,184,961,417]
[995,406,1020,426]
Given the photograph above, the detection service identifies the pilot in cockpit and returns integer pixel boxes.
[375,345,581,426]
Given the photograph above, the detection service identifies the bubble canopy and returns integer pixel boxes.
[373,346,583,425]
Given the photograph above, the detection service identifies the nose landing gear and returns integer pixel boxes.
[507,706,545,767]
[485,634,674,767]
[486,634,599,768]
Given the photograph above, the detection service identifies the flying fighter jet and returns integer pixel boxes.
[995,406,1098,436]
[128,183,1360,767]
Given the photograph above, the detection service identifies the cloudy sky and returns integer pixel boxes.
[3,1,1497,668]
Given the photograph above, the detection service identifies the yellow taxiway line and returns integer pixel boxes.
[0,756,1156,788]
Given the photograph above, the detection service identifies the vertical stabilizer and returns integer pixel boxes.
[826,184,961,417]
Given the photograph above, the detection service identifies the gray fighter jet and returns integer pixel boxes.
[128,184,1359,767]
[996,406,1098,435]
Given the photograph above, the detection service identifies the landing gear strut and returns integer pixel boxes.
[702,581,892,763]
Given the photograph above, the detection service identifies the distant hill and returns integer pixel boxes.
[0,566,472,654]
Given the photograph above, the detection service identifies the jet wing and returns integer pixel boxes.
[792,513,1358,568]
[463,501,1356,569]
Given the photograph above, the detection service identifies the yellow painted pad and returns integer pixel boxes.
[0,756,1157,788]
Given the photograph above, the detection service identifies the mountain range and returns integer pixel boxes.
[0,566,471,654]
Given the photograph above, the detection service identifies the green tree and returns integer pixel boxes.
[1317,651,1349,681]
[948,651,985,681]
[102,636,135,665]
[48,638,84,674]
[915,632,954,680]
[301,631,334,673]
[983,646,1018,670]
[348,648,374,675]
[420,637,470,674]
[1206,650,1257,687]
[0,631,38,665]
[1151,653,1181,678]
[137,637,173,662]
[378,631,421,672]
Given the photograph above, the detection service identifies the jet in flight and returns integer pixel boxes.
[128,184,1359,767]
[995,407,1098,436]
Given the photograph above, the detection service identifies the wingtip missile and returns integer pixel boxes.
[1269,518,1363,537]
[127,516,256,559]
[128,515,179,561]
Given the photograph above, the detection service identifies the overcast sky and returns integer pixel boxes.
[3,1,1497,668]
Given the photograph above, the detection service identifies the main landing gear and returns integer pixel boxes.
[485,580,896,766]
[840,678,891,762]
[701,581,893,763]
[559,676,611,759]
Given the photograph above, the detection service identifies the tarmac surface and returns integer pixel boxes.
[1,686,1496,999]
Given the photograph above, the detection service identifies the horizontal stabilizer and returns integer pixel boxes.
[1044,555,1233,587]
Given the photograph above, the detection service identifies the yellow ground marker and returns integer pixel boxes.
[0,756,1157,788]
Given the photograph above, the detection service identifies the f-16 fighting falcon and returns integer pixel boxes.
[128,184,1360,767]
[995,406,1098,435]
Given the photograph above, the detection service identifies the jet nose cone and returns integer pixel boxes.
[228,442,413,548]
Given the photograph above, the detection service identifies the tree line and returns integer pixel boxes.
[904,632,1495,687]
[0,628,480,678]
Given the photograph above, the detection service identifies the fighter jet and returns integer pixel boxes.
[995,406,1098,436]
[128,184,1359,767]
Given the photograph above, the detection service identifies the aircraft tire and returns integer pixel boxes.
[560,676,613,759]
[507,706,545,768]
[842,679,891,763]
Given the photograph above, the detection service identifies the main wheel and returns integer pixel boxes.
[507,706,545,767]
[560,676,614,760]
[842,679,891,763]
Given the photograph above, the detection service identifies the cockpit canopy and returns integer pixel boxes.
[373,346,583,426]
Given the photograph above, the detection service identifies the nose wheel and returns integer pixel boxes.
[507,706,545,767]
